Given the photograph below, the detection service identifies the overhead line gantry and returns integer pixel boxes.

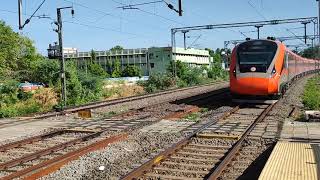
[171,17,318,50]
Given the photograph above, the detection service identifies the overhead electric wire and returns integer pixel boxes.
[111,0,186,26]
[21,0,47,29]
[116,0,163,8]
[62,0,170,31]
[247,0,306,45]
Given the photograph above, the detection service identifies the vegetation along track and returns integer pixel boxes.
[121,102,276,180]
[0,85,230,179]
[0,82,228,129]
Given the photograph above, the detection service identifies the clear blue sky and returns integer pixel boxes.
[0,0,318,55]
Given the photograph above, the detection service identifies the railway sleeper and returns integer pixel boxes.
[143,173,203,180]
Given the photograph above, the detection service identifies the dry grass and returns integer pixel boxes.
[32,88,58,111]
[103,84,145,100]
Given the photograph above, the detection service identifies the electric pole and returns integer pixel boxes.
[18,0,23,30]
[318,0,320,44]
[182,30,188,50]
[54,6,74,108]
[302,21,310,44]
[255,25,263,39]
[178,0,183,16]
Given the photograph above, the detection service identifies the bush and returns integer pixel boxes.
[0,80,19,105]
[122,65,140,77]
[33,88,58,111]
[302,76,320,110]
[0,99,41,118]
[88,63,109,77]
[181,67,205,86]
[167,60,188,78]
[142,73,175,93]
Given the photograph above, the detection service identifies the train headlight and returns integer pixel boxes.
[271,66,276,76]
[233,69,236,77]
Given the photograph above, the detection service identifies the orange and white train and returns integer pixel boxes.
[230,39,320,96]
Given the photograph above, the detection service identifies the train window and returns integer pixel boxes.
[284,53,288,69]
[237,40,278,73]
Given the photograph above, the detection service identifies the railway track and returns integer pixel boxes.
[0,86,231,179]
[121,102,276,180]
[0,82,228,130]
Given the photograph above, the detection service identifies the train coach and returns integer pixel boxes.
[229,38,320,97]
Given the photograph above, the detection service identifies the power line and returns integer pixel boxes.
[1,8,154,41]
[137,8,186,26]
[62,0,171,31]
[111,0,186,26]
[247,0,306,45]
[20,0,47,29]
[0,8,50,20]
[116,0,163,9]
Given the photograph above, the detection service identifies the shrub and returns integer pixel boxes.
[88,63,109,77]
[0,80,19,105]
[181,67,205,86]
[0,99,41,118]
[122,65,140,77]
[302,76,320,110]
[142,73,175,93]
[32,88,58,111]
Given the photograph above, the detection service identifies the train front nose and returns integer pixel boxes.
[231,76,270,95]
[231,74,279,95]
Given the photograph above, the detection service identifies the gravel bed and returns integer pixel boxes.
[91,83,228,117]
[42,131,185,179]
[218,75,315,179]
[41,104,235,180]
[0,127,64,145]
[219,139,275,180]
[0,83,227,144]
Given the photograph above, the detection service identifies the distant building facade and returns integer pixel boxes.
[148,47,212,74]
[50,46,212,76]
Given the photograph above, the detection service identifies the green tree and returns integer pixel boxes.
[88,63,108,77]
[110,45,124,52]
[106,60,113,74]
[122,65,140,77]
[0,21,41,79]
[167,60,188,78]
[111,59,122,78]
[90,49,96,64]
[30,60,60,86]
[299,46,320,59]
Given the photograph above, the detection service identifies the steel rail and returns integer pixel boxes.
[1,133,128,180]
[0,129,98,152]
[0,130,63,152]
[121,106,240,180]
[0,131,103,170]
[207,103,276,180]
[0,82,232,179]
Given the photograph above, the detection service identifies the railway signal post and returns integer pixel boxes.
[54,6,74,108]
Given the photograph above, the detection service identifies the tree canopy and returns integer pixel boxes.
[110,45,124,52]
[0,21,41,79]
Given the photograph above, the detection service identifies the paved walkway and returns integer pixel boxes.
[280,119,320,141]
[0,117,79,142]
[259,141,320,180]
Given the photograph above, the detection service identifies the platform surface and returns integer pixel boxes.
[280,120,320,141]
[259,141,320,180]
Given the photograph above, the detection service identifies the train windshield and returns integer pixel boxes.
[237,40,278,73]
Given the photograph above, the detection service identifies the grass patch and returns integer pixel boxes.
[200,108,209,113]
[302,75,320,110]
[184,112,201,122]
[102,111,117,118]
